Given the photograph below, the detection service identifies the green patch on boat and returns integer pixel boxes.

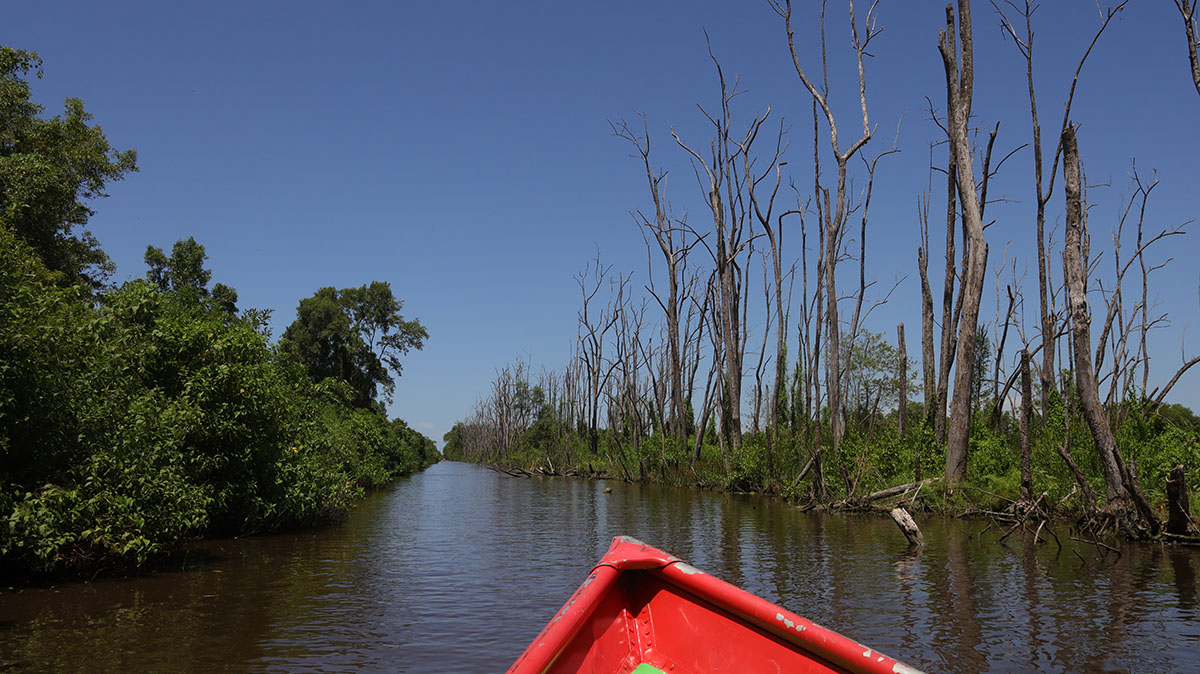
[629,665,666,674]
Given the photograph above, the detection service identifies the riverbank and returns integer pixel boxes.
[471,432,1200,546]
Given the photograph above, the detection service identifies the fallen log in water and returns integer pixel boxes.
[485,464,532,478]
[889,507,925,547]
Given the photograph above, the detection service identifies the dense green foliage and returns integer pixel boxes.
[279,282,427,409]
[0,230,437,577]
[0,47,137,289]
[0,50,436,579]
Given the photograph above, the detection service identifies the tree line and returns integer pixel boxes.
[447,1,1200,537]
[0,46,436,579]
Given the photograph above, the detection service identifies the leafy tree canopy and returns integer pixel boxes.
[0,46,137,288]
[279,281,427,408]
[144,236,237,315]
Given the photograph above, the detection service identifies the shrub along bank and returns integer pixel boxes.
[444,384,1199,525]
[0,228,438,579]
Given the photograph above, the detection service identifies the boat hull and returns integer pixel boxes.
[507,536,924,674]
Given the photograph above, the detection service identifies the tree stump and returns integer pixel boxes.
[889,507,925,547]
[1167,465,1194,535]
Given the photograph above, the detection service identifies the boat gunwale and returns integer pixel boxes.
[506,536,926,674]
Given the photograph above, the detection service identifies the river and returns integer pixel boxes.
[1,461,1197,672]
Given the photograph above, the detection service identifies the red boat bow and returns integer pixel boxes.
[507,536,925,674]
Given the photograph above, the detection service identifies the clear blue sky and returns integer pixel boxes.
[6,1,1198,444]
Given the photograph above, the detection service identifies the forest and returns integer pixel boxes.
[446,1,1200,539]
[0,46,438,579]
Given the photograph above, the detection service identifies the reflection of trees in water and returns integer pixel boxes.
[1170,548,1196,611]
[916,520,985,673]
[3,528,361,670]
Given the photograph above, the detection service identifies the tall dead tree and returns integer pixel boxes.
[917,178,938,429]
[745,118,788,470]
[940,1,990,483]
[1018,348,1033,503]
[673,45,767,456]
[577,253,624,457]
[994,0,1126,418]
[1062,125,1159,533]
[772,0,879,469]
[934,137,959,444]
[614,116,699,457]
[897,323,908,437]
[1177,0,1200,96]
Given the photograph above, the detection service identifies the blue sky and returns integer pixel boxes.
[6,1,1198,443]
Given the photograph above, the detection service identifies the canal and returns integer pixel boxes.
[2,461,1198,672]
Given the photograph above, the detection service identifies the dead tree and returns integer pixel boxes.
[1092,170,1191,408]
[897,323,908,438]
[917,174,937,431]
[691,274,728,471]
[1019,349,1033,503]
[614,116,700,459]
[673,46,766,457]
[1062,125,1159,534]
[989,283,1016,433]
[772,0,879,471]
[746,119,789,472]
[1177,0,1200,96]
[993,0,1126,417]
[577,253,627,457]
[1061,124,1122,501]
[940,1,990,483]
[1167,465,1195,535]
[753,246,774,436]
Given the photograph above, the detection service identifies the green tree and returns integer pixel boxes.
[0,47,137,288]
[144,237,238,314]
[279,282,427,408]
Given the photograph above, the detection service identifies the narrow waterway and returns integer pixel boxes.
[2,461,1198,672]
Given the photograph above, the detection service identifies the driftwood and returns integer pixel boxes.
[1071,536,1121,556]
[889,507,926,547]
[859,478,939,505]
[486,464,531,478]
[1162,532,1200,546]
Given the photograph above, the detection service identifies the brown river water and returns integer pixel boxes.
[1,461,1198,672]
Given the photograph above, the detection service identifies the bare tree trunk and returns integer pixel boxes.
[890,507,926,547]
[941,0,989,483]
[614,117,696,461]
[935,153,958,445]
[1061,125,1126,504]
[773,0,879,475]
[918,192,937,430]
[1167,465,1194,535]
[749,141,790,474]
[1177,0,1200,96]
[673,49,769,459]
[897,323,908,437]
[995,0,1126,418]
[1019,349,1033,503]
[990,287,1015,432]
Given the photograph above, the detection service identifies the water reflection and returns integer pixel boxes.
[2,462,1198,673]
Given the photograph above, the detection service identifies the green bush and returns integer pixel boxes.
[0,231,436,577]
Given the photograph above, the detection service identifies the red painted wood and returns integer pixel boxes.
[506,536,925,674]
